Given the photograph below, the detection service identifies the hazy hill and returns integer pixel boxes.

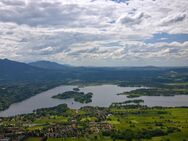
[0,59,73,84]
[29,61,71,70]
[1,59,188,85]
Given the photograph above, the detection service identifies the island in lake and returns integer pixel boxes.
[118,87,188,98]
[52,88,93,104]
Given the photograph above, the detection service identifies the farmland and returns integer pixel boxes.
[0,104,188,141]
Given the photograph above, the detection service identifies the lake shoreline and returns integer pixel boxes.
[1,84,188,117]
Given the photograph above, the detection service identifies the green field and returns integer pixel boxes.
[108,107,188,141]
[24,107,188,141]
[26,137,41,141]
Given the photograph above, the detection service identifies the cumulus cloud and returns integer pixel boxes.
[64,41,188,60]
[160,13,186,26]
[0,0,188,66]
[116,12,148,26]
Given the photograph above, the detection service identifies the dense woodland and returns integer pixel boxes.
[119,85,188,98]
[0,82,62,111]
[52,90,93,104]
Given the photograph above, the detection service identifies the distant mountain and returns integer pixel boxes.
[29,61,71,70]
[0,59,38,72]
[0,59,73,84]
[1,59,188,85]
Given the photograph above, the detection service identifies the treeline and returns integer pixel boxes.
[1,59,188,86]
[103,127,180,141]
[119,87,188,98]
[34,104,69,116]
[52,90,93,103]
[0,82,62,111]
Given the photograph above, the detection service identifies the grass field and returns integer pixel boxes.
[28,107,188,141]
[108,107,188,141]
[47,137,123,141]
[25,137,41,141]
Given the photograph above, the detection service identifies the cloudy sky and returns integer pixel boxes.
[0,0,188,66]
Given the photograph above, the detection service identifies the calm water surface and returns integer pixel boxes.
[0,84,188,117]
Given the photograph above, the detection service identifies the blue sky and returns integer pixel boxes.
[145,33,188,43]
[0,0,188,66]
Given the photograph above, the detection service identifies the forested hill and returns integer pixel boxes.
[0,59,74,84]
[29,60,71,70]
[0,59,188,85]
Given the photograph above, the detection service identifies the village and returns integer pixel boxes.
[0,105,113,141]
[0,104,188,141]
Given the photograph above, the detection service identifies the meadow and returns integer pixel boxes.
[21,106,188,141]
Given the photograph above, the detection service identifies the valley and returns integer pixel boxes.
[1,0,188,140]
[0,59,188,141]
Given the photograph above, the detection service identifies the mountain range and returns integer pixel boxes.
[1,58,188,85]
[29,61,71,70]
[0,59,74,84]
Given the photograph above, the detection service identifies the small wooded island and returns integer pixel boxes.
[52,89,93,103]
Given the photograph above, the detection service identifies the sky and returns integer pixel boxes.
[0,0,188,66]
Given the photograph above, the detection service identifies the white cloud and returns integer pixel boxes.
[0,0,188,66]
[160,13,186,26]
[116,12,149,26]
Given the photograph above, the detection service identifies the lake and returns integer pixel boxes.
[0,84,188,117]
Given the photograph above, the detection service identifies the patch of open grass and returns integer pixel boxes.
[25,137,41,141]
[109,107,188,140]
